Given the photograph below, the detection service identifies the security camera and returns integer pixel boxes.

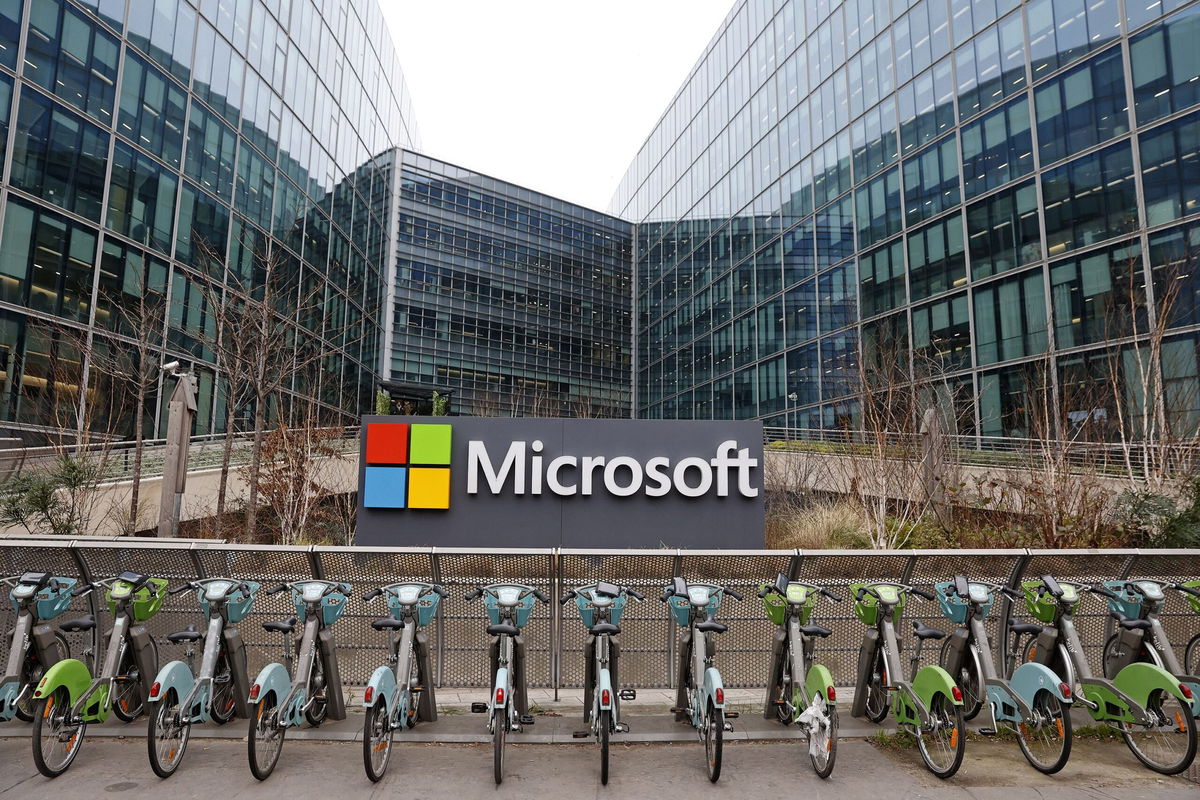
[161,360,180,374]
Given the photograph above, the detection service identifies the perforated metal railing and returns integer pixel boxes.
[1,538,1196,692]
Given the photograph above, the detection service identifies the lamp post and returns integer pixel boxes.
[157,362,197,537]
[787,392,798,438]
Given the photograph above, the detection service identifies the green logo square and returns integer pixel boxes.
[409,424,452,465]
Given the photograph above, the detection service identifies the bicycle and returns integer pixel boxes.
[466,582,549,785]
[936,575,1073,773]
[759,572,840,778]
[247,579,351,780]
[0,572,74,722]
[561,581,644,784]
[1008,574,1197,775]
[1099,578,1200,718]
[361,581,448,782]
[145,577,259,777]
[849,581,966,779]
[30,571,165,777]
[662,576,743,783]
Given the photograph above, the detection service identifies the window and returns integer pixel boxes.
[176,182,230,270]
[979,365,1042,437]
[860,239,906,318]
[903,135,960,225]
[894,0,952,86]
[24,0,119,124]
[733,312,756,368]
[813,132,851,207]
[815,195,854,268]
[1130,3,1200,125]
[961,96,1033,199]
[899,58,955,156]
[107,141,177,254]
[819,262,856,333]
[848,31,894,119]
[787,343,819,406]
[118,52,187,168]
[1042,140,1138,257]
[0,73,11,165]
[185,103,237,200]
[0,0,20,69]
[951,0,1022,47]
[1027,0,1121,75]
[820,332,857,401]
[74,0,124,29]
[11,89,109,222]
[1148,220,1200,328]
[782,218,815,287]
[908,213,966,301]
[127,0,196,83]
[955,11,1026,121]
[967,179,1041,279]
[166,268,214,360]
[785,279,817,345]
[913,293,972,370]
[851,97,899,183]
[0,198,97,322]
[862,312,908,374]
[854,167,901,248]
[758,355,786,415]
[734,365,757,419]
[757,298,784,358]
[95,240,169,337]
[1050,239,1144,349]
[974,268,1048,365]
[1128,0,1192,31]
[1034,49,1128,166]
[1139,110,1200,227]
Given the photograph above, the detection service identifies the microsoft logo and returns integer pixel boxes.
[363,423,452,509]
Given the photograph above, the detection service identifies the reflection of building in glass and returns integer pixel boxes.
[0,0,418,440]
[387,152,632,417]
[614,0,1200,440]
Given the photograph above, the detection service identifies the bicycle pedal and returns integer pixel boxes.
[977,727,997,736]
[723,721,735,732]
[519,714,535,725]
[670,707,689,715]
[618,689,637,701]
[572,731,590,739]
[470,702,488,713]
[724,711,740,719]
[615,722,630,733]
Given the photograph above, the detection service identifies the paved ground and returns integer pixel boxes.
[0,735,1195,799]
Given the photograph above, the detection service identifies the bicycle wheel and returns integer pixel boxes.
[1102,633,1160,678]
[599,707,611,785]
[210,649,237,725]
[304,656,328,727]
[147,688,190,778]
[776,674,794,724]
[915,692,965,779]
[248,692,286,781]
[1016,689,1071,774]
[16,633,67,721]
[864,646,889,723]
[1118,690,1197,775]
[113,637,156,722]
[363,697,393,782]
[32,686,86,778]
[808,693,837,779]
[939,639,983,721]
[1183,633,1200,676]
[704,704,723,783]
[492,709,506,785]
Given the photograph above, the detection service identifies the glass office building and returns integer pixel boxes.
[388,151,632,417]
[0,0,419,440]
[613,0,1200,439]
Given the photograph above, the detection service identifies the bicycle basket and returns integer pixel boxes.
[762,589,787,626]
[108,577,168,621]
[292,582,351,626]
[1103,580,1144,620]
[934,581,993,623]
[22,577,76,619]
[666,584,721,628]
[850,583,905,627]
[484,586,536,628]
[574,585,627,629]
[388,586,441,627]
[1181,580,1200,615]
[196,579,259,622]
[1021,580,1067,623]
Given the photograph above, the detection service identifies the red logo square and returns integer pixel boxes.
[366,423,409,465]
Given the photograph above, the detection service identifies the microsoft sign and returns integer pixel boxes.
[356,417,764,548]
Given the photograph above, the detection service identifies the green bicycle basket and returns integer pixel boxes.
[760,583,814,626]
[1021,579,1078,623]
[850,582,905,627]
[107,577,168,622]
[1183,580,1200,615]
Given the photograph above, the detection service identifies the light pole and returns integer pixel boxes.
[787,392,798,437]
[158,361,197,537]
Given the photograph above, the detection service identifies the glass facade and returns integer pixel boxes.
[613,0,1200,439]
[389,152,632,417]
[0,0,418,438]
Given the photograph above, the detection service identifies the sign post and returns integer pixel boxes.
[157,372,197,537]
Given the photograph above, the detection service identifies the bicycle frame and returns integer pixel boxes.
[363,582,443,730]
[666,581,729,729]
[0,574,74,721]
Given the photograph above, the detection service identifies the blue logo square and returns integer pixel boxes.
[364,466,407,508]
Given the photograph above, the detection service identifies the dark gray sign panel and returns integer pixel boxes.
[356,417,764,548]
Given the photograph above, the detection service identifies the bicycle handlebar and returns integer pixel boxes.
[464,584,547,604]
[363,582,449,604]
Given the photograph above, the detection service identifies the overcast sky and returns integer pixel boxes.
[380,0,734,212]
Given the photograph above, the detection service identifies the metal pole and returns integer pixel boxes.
[157,372,197,537]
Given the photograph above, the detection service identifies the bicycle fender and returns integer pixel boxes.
[1113,662,1194,709]
[492,666,509,711]
[31,658,91,705]
[1179,676,1200,716]
[249,662,291,707]
[0,677,19,721]
[1010,662,1071,705]
[364,666,395,709]
[912,664,962,707]
[703,667,725,710]
[147,660,195,706]
[804,663,836,709]
[597,669,614,711]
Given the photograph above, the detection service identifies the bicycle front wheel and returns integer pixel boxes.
[939,639,983,721]
[147,689,191,778]
[1119,690,1197,775]
[32,687,86,778]
[210,649,237,725]
[865,646,889,723]
[363,698,393,782]
[808,695,837,779]
[1016,689,1071,774]
[248,693,286,781]
[598,708,610,785]
[492,709,506,785]
[1184,633,1200,676]
[113,640,153,722]
[704,704,723,783]
[916,692,965,779]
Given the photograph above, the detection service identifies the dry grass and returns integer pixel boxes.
[765,500,871,549]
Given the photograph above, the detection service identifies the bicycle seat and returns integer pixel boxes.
[1010,621,1044,636]
[591,621,620,635]
[799,624,833,638]
[59,615,96,633]
[1116,616,1152,631]
[262,617,297,634]
[487,623,520,637]
[166,626,203,643]
[911,621,946,640]
[371,617,406,631]
[696,619,727,634]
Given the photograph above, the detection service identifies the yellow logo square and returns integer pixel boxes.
[408,467,451,509]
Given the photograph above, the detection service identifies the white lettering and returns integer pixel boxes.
[603,456,643,496]
[581,456,606,495]
[673,457,713,497]
[644,457,672,497]
[467,440,525,494]
[530,439,544,495]
[546,456,578,495]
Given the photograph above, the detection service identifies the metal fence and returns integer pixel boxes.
[1,537,1196,692]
